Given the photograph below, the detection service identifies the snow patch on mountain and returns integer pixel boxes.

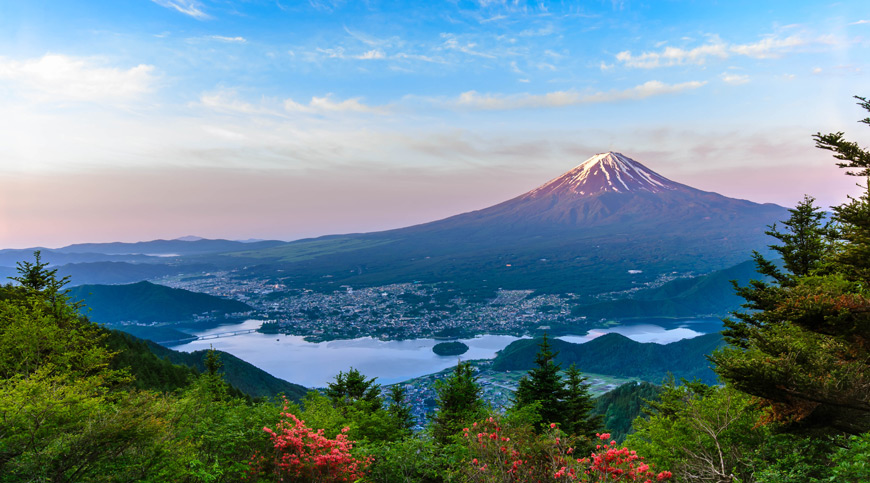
[525,152,681,198]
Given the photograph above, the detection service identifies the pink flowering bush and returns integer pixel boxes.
[462,416,671,483]
[248,400,371,482]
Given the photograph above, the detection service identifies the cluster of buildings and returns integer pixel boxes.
[158,271,590,341]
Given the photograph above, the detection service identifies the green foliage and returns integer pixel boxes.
[711,99,870,435]
[303,369,410,446]
[814,95,870,282]
[104,330,194,392]
[387,384,416,435]
[829,432,870,481]
[169,371,280,482]
[364,437,455,483]
[514,334,568,429]
[0,253,182,481]
[561,364,603,442]
[325,367,382,411]
[751,433,837,483]
[431,361,488,446]
[627,381,768,483]
[592,381,662,442]
[762,195,835,283]
[146,342,308,401]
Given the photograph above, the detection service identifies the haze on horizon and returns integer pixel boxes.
[1,1,868,249]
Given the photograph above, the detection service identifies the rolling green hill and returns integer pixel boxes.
[69,281,252,324]
[492,333,726,384]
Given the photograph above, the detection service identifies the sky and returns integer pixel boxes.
[1,0,869,248]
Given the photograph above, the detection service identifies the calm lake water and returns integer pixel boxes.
[170,318,722,387]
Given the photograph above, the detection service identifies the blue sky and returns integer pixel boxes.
[1,0,868,247]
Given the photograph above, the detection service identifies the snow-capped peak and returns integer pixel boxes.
[525,152,680,198]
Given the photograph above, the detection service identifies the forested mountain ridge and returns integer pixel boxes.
[69,280,252,323]
[492,332,726,384]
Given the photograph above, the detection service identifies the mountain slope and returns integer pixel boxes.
[56,238,287,256]
[69,281,251,324]
[143,340,308,401]
[571,259,765,319]
[228,152,787,295]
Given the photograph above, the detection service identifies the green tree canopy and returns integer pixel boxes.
[513,334,567,429]
[430,361,487,445]
[712,96,870,435]
[325,367,382,411]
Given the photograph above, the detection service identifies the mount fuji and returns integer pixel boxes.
[228,152,789,295]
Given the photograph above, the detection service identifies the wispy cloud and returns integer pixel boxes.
[0,54,156,104]
[197,89,284,116]
[615,34,807,68]
[849,20,869,25]
[440,33,497,58]
[342,26,399,48]
[151,0,209,20]
[312,47,386,60]
[210,35,246,43]
[721,72,749,85]
[356,49,386,60]
[284,94,388,114]
[451,80,706,110]
[393,53,448,64]
[316,47,346,58]
[519,24,556,37]
[197,90,389,116]
[729,35,806,58]
[308,0,345,13]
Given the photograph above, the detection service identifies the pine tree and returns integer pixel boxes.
[562,363,603,439]
[514,334,568,429]
[325,367,382,411]
[814,95,870,283]
[386,384,415,434]
[430,361,487,445]
[762,195,835,284]
[711,96,870,434]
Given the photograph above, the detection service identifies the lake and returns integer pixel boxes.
[169,318,722,387]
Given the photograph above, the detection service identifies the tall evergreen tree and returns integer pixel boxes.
[430,361,487,445]
[814,95,870,283]
[514,334,568,429]
[712,96,870,434]
[325,367,382,411]
[562,363,603,439]
[763,195,835,283]
[387,384,415,434]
